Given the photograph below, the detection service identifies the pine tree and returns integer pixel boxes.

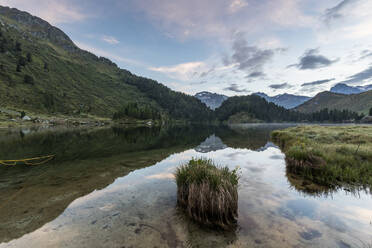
[24,74,34,85]
[18,56,27,66]
[26,52,32,62]
[0,42,4,53]
[15,41,21,52]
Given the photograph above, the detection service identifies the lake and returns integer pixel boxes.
[0,124,371,247]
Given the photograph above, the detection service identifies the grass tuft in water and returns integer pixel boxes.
[175,158,239,228]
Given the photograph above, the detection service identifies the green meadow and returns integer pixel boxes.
[272,125,372,189]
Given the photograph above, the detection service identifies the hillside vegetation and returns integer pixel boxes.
[215,95,364,123]
[295,91,372,114]
[216,95,306,122]
[0,6,212,121]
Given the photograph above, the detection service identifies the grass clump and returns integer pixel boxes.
[272,125,372,189]
[175,158,239,228]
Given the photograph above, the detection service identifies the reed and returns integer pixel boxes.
[175,158,239,228]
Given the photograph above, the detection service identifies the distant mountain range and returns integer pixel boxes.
[330,83,372,95]
[194,91,311,110]
[253,92,311,109]
[194,91,228,110]
[195,81,372,114]
[295,90,372,114]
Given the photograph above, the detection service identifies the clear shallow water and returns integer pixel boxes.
[0,125,371,247]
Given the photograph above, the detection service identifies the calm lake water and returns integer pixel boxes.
[0,124,371,248]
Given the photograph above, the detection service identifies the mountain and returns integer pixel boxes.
[0,6,212,121]
[254,92,310,109]
[194,134,227,153]
[295,91,372,114]
[215,94,307,123]
[330,83,372,95]
[216,94,363,123]
[194,91,228,110]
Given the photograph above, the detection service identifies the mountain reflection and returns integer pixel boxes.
[0,125,212,243]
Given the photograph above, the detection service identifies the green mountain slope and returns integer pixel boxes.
[295,91,372,114]
[0,6,211,121]
[215,94,363,123]
[215,95,307,122]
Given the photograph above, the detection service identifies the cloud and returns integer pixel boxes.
[128,0,314,40]
[301,78,335,87]
[338,66,372,84]
[224,83,249,93]
[189,80,208,85]
[229,0,248,13]
[0,0,88,24]
[247,71,265,78]
[289,48,338,70]
[146,173,174,180]
[224,32,284,78]
[323,0,355,24]
[102,35,120,45]
[360,50,372,60]
[318,0,372,41]
[74,41,145,67]
[269,83,293,89]
[149,61,209,81]
[199,67,215,78]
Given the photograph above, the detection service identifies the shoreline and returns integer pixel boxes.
[271,125,372,189]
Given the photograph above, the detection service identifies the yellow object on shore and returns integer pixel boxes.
[0,155,55,166]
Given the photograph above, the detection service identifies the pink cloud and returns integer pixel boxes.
[128,0,315,40]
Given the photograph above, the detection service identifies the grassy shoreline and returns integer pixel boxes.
[271,125,372,189]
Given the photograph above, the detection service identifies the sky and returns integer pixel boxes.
[1,0,372,97]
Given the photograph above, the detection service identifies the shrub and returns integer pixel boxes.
[15,41,21,52]
[26,52,32,62]
[175,158,239,228]
[0,42,5,53]
[44,62,49,71]
[18,56,27,66]
[24,74,34,85]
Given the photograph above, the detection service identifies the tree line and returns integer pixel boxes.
[113,94,365,123]
[113,102,161,121]
[123,73,214,122]
[215,95,365,123]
